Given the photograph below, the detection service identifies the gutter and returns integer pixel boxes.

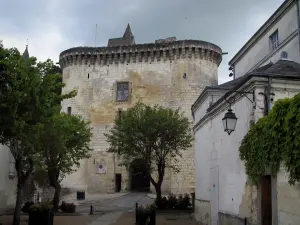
[296,0,300,52]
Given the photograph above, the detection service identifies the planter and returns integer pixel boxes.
[156,208,194,214]
[136,210,156,225]
[28,210,54,225]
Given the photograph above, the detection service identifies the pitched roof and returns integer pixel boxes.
[123,23,134,39]
[107,24,135,47]
[206,59,300,112]
[23,45,29,61]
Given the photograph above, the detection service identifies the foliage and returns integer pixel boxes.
[59,201,76,213]
[154,193,191,210]
[35,112,92,175]
[21,201,34,213]
[0,47,76,225]
[136,204,156,214]
[28,201,53,213]
[239,94,300,185]
[282,93,300,184]
[105,102,193,199]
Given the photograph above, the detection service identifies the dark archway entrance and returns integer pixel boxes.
[130,159,150,192]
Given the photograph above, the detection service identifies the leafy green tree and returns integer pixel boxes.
[35,112,92,211]
[239,94,300,186]
[105,103,193,201]
[0,47,75,225]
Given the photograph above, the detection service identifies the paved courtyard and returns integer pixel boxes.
[0,193,198,225]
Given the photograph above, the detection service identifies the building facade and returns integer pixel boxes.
[59,24,223,194]
[193,60,300,225]
[229,0,300,79]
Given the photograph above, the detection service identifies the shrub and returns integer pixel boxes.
[28,201,53,213]
[22,201,34,213]
[175,193,191,209]
[167,194,178,209]
[154,196,168,209]
[59,201,76,213]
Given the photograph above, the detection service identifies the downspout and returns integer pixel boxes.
[296,0,300,52]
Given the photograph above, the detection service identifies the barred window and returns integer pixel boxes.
[116,82,129,101]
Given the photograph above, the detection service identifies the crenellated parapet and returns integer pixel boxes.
[59,40,222,68]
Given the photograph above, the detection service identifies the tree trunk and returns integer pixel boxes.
[48,169,61,212]
[12,183,23,225]
[154,183,162,201]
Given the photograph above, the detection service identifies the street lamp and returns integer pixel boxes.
[222,108,238,135]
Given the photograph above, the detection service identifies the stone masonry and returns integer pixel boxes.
[59,24,222,194]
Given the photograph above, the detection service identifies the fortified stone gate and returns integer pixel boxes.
[59,24,222,194]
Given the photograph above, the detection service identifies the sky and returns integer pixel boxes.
[0,0,285,84]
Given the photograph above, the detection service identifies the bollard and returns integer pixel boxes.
[135,202,138,224]
[90,205,94,215]
[149,209,156,225]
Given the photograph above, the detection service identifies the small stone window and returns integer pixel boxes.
[116,82,129,102]
[67,107,72,115]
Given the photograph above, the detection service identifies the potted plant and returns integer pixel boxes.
[136,204,156,225]
[28,201,54,225]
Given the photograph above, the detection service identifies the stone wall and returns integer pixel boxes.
[60,39,222,194]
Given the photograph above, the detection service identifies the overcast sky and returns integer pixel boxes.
[1,0,285,84]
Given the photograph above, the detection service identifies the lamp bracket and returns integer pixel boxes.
[223,89,256,108]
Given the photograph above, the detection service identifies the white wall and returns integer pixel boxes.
[234,3,300,77]
[195,92,253,214]
[194,78,300,224]
[0,145,17,214]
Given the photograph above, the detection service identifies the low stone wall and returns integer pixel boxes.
[218,212,257,225]
[194,199,210,225]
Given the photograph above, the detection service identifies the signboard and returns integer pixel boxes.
[96,161,107,174]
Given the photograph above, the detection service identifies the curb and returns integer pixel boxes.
[76,192,131,206]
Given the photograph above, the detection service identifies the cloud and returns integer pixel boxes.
[0,0,285,83]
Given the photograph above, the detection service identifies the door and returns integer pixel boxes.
[261,175,272,225]
[115,174,122,192]
[210,166,219,225]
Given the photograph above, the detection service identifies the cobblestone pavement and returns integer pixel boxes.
[61,192,128,206]
[77,192,154,214]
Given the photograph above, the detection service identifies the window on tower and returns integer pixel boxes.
[116,82,129,102]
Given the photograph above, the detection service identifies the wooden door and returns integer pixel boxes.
[261,175,272,225]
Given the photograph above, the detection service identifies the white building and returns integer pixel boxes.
[193,0,300,224]
[193,59,300,225]
[229,0,300,79]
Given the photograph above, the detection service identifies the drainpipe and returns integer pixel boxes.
[296,0,300,52]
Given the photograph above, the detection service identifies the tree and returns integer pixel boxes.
[239,93,300,185]
[0,47,75,225]
[35,112,92,211]
[104,103,193,201]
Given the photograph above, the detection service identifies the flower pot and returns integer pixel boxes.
[28,210,54,225]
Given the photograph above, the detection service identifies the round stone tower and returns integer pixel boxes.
[59,24,222,194]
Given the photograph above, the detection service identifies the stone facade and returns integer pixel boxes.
[59,26,222,194]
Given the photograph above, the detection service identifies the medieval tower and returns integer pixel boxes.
[59,24,222,194]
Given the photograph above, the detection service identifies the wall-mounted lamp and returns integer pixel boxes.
[222,108,238,135]
[221,90,255,135]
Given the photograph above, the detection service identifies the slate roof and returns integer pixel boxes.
[107,24,135,47]
[192,59,300,112]
[23,45,29,61]
[206,59,300,112]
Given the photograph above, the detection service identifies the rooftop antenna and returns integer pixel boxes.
[94,24,97,47]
